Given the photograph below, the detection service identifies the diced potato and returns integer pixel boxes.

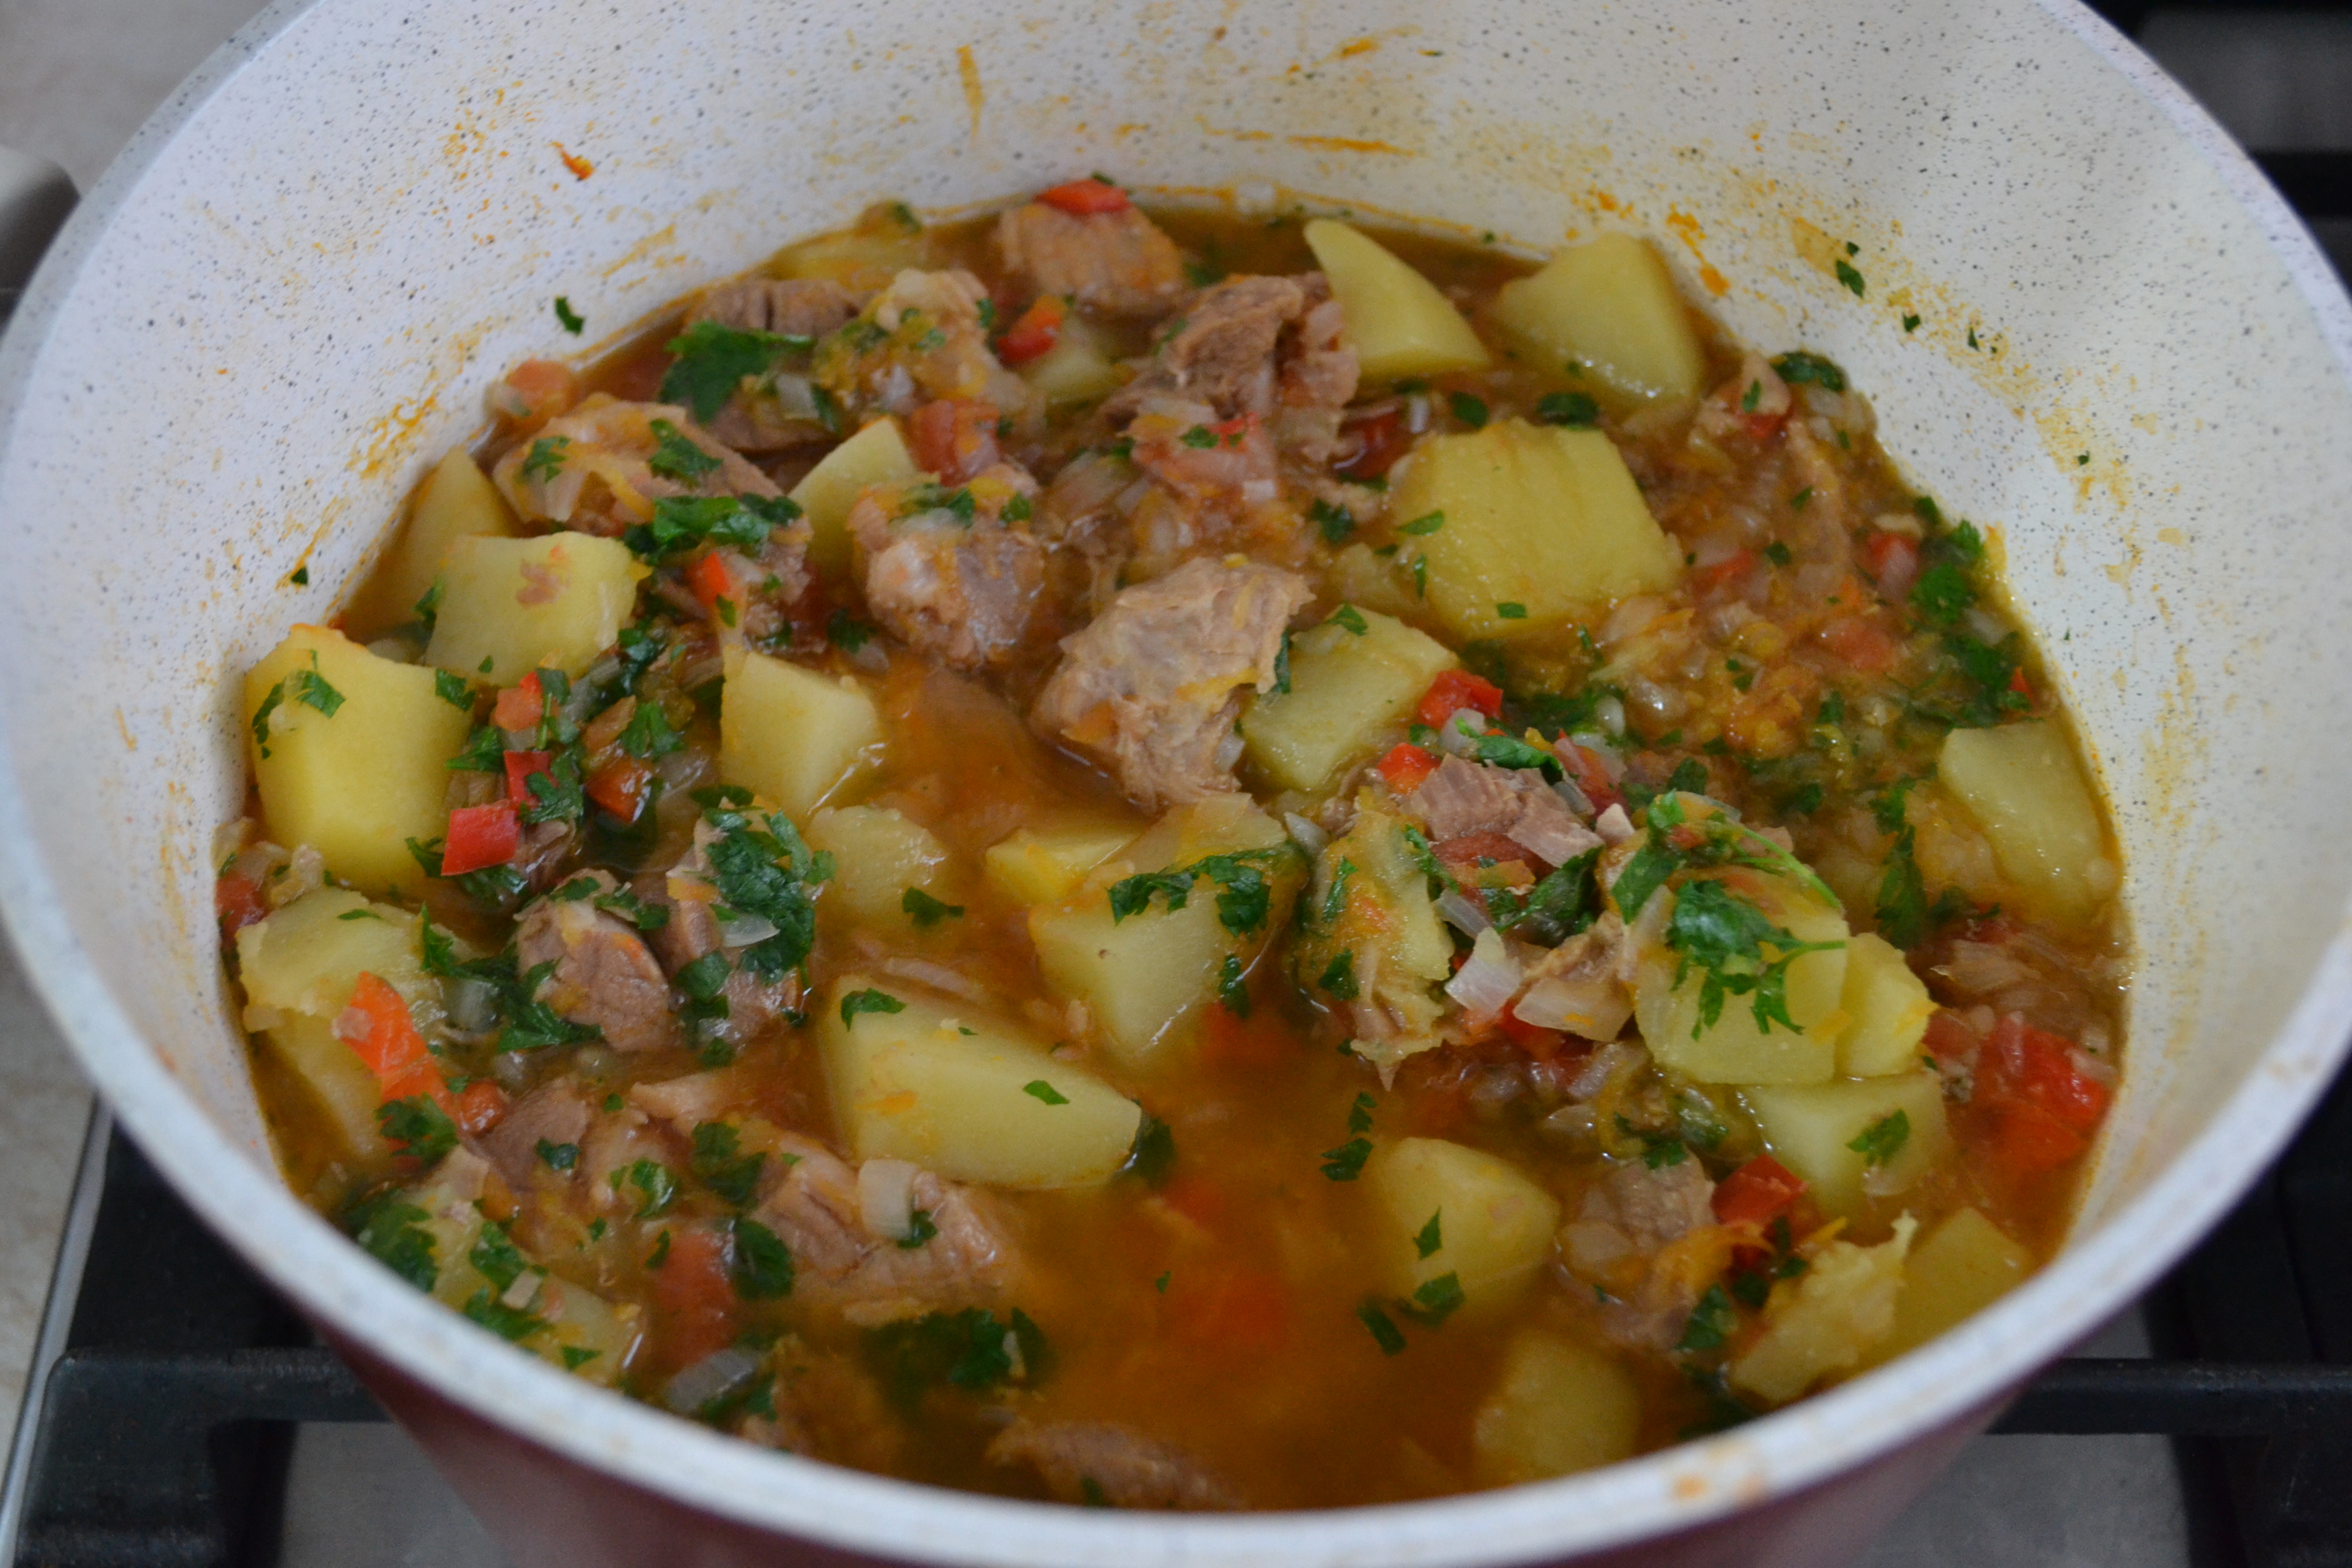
[808,805,950,927]
[1633,869,1850,1086]
[1239,610,1457,794]
[1302,219,1492,382]
[423,533,644,687]
[259,1013,389,1164]
[719,647,883,819]
[1937,721,2117,922]
[817,979,1141,1188]
[1323,542,1426,623]
[348,447,520,635]
[772,205,933,295]
[1472,1332,1643,1485]
[1730,1216,1915,1405]
[244,627,473,896]
[1877,1207,2034,1362]
[234,887,428,1022]
[528,1274,641,1386]
[1293,803,1453,1078]
[789,417,919,581]
[1739,1071,1953,1221]
[1387,421,1682,642]
[1836,933,1938,1077]
[1488,233,1705,404]
[1029,796,1300,1073]
[1366,1137,1562,1307]
[1021,314,1124,409]
[983,821,1138,906]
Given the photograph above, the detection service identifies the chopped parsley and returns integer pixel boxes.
[1320,1137,1372,1182]
[1413,1210,1443,1260]
[700,802,829,981]
[1447,391,1489,429]
[646,419,723,486]
[434,669,473,710]
[535,1139,580,1172]
[1396,510,1446,536]
[617,1158,676,1218]
[1399,1272,1464,1328]
[378,1095,457,1166]
[1022,1080,1071,1107]
[690,1122,766,1208]
[623,492,799,561]
[462,1289,547,1343]
[1835,259,1867,297]
[350,1198,437,1291]
[1318,950,1359,1001]
[1105,849,1288,938]
[469,1221,527,1292]
[521,436,570,483]
[660,320,807,423]
[1180,425,1218,449]
[1676,1284,1737,1354]
[1534,391,1599,427]
[731,1216,796,1299]
[1357,1301,1408,1356]
[901,887,964,928]
[1217,955,1252,1016]
[553,296,585,334]
[248,654,346,759]
[864,1307,1049,1412]
[1309,498,1355,544]
[896,1210,939,1250]
[1770,351,1847,393]
[1126,1113,1176,1186]
[839,988,905,1026]
[1328,603,1369,636]
[1665,879,1845,1037]
[1849,1109,1912,1166]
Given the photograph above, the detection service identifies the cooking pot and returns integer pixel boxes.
[1,0,2348,1562]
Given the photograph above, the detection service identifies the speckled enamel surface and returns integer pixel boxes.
[0,0,2348,1562]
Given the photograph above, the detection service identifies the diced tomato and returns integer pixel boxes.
[993,295,1065,367]
[503,749,552,804]
[906,398,1002,482]
[586,755,655,823]
[1418,669,1505,729]
[1712,1154,1807,1227]
[1693,550,1759,595]
[1861,530,1920,598]
[1376,742,1441,792]
[1036,178,1130,216]
[1432,831,1529,875]
[214,873,267,940]
[1975,1015,2110,1179]
[1334,407,1414,480]
[495,359,579,434]
[1742,412,1784,443]
[1159,1173,1226,1228]
[1209,413,1257,444]
[686,552,735,617]
[491,672,542,732]
[1496,1010,1569,1058]
[455,1079,510,1136]
[341,973,456,1113]
[1820,613,1904,674]
[1172,1265,1290,1352]
[2008,667,2036,702]
[441,801,519,876]
[1556,742,1624,815]
[1923,1008,1979,1064]
[649,1226,740,1371]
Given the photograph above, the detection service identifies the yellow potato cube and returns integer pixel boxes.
[244,627,472,896]
[1876,1207,2034,1362]
[423,532,644,686]
[1473,1333,1643,1484]
[772,207,933,295]
[789,417,919,581]
[1021,314,1125,410]
[1488,233,1705,404]
[1029,796,1298,1073]
[817,979,1141,1188]
[1239,610,1457,794]
[233,886,427,1022]
[1937,721,2117,922]
[1740,1071,1953,1221]
[718,648,882,819]
[348,447,519,636]
[258,1013,389,1165]
[808,805,950,927]
[1633,870,1850,1086]
[1837,932,1938,1077]
[1303,219,1492,382]
[982,821,1139,906]
[1731,1217,1914,1405]
[1387,421,1682,642]
[1366,1137,1562,1308]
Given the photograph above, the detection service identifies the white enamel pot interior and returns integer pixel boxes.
[1,0,2349,1562]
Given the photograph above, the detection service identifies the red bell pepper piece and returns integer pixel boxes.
[455,1079,510,1136]
[442,801,519,875]
[1976,1015,2110,1179]
[1377,742,1441,792]
[1036,178,1130,216]
[1712,1154,1807,1228]
[503,749,552,804]
[340,973,456,1114]
[993,296,1066,366]
[586,755,655,823]
[1418,669,1505,729]
[906,398,1003,482]
[686,552,734,619]
[491,672,542,732]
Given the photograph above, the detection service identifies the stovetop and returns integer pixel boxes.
[1,4,2351,1566]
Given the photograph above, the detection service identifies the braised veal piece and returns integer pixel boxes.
[220,184,2124,1509]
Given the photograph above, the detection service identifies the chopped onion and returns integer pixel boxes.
[875,954,983,1000]
[1435,887,1491,935]
[1283,812,1329,855]
[1443,928,1522,1016]
[1552,774,1594,817]
[662,1346,762,1415]
[443,976,500,1034]
[1569,1040,1643,1100]
[1594,695,1627,737]
[1594,804,1637,845]
[1437,709,1486,756]
[1569,733,1625,781]
[1514,974,1632,1042]
[857,1159,921,1243]
[714,910,780,949]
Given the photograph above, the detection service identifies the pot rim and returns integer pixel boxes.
[2,0,2349,1561]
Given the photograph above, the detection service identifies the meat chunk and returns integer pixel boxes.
[1105,273,1358,425]
[751,1136,1009,1323]
[474,1082,590,1189]
[514,872,683,1055]
[1511,911,1636,1043]
[1030,557,1309,810]
[987,1422,1243,1512]
[813,269,1030,418]
[489,393,782,537]
[1559,1156,1721,1353]
[686,276,860,339]
[644,819,804,1049]
[994,201,1186,318]
[1411,757,1604,868]
[693,523,815,645]
[1602,1156,1716,1250]
[1126,394,1279,513]
[847,468,1048,670]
